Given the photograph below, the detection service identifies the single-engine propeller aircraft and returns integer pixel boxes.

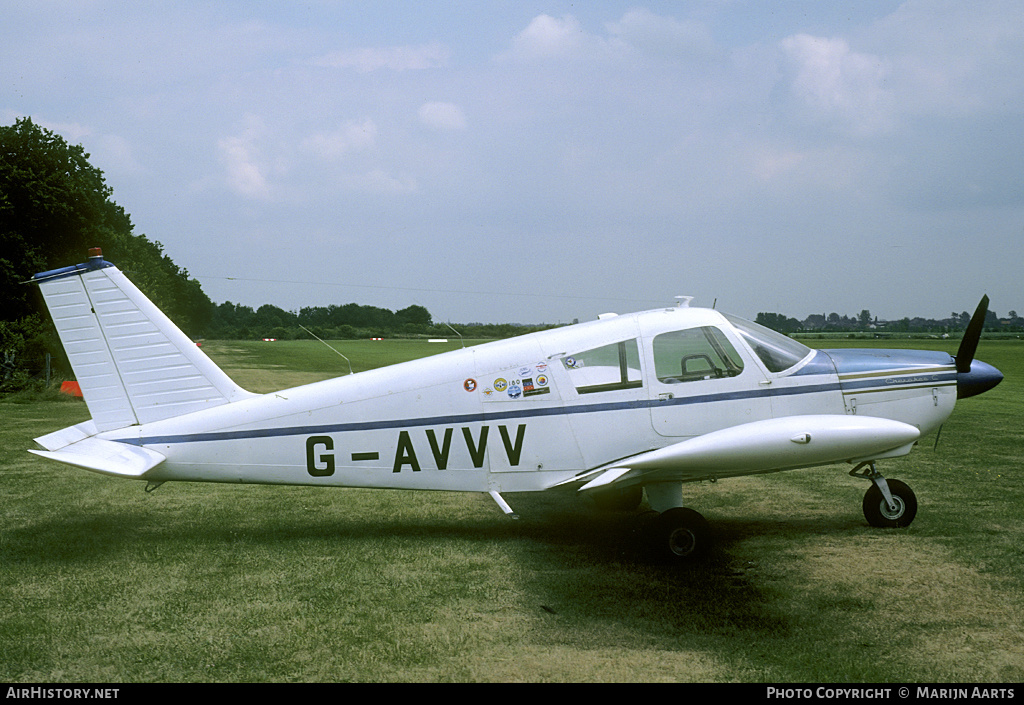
[29,249,1003,562]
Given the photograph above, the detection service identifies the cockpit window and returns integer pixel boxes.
[723,313,812,373]
[653,327,744,383]
[562,339,643,394]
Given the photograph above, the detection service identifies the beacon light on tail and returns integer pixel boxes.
[29,250,1002,563]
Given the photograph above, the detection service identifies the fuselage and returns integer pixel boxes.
[94,306,971,494]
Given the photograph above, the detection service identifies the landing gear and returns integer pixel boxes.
[642,483,712,564]
[650,507,710,563]
[863,479,917,527]
[850,462,918,528]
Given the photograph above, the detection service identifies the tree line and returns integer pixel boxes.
[756,308,1020,335]
[206,300,554,341]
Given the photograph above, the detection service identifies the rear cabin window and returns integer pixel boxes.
[562,339,643,394]
[653,327,744,383]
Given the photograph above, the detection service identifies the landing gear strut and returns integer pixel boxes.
[850,462,918,528]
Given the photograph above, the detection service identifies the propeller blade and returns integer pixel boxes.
[955,295,989,374]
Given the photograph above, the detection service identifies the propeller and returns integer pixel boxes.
[955,295,989,374]
[955,295,1003,399]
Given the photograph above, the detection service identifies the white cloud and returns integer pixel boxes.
[217,115,272,200]
[780,34,894,136]
[509,14,600,60]
[312,42,449,72]
[418,102,466,131]
[605,8,717,60]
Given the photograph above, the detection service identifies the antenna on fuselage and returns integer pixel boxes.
[443,321,465,348]
[299,325,353,375]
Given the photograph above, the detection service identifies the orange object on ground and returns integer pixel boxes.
[60,381,83,398]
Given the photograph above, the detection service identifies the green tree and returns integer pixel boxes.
[396,304,432,327]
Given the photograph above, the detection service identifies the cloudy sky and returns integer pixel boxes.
[4,1,1022,324]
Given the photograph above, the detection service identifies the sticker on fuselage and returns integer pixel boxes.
[484,363,554,402]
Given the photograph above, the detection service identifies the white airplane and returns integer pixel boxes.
[29,249,1003,563]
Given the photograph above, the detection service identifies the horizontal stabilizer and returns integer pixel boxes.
[29,438,165,478]
[573,415,921,490]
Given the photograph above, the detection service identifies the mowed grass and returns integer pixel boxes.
[1,337,1022,682]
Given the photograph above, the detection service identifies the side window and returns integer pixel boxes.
[653,327,744,384]
[562,339,643,394]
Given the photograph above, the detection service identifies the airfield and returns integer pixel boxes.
[2,335,1021,682]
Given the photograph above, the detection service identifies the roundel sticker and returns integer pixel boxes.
[493,378,508,392]
[464,378,477,392]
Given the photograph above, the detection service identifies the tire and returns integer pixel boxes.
[863,479,918,528]
[651,507,711,563]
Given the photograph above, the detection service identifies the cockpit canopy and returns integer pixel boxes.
[722,313,813,373]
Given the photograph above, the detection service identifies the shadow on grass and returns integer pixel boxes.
[3,485,884,644]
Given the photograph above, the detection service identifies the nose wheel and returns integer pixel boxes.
[851,462,918,528]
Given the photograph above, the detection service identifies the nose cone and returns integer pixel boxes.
[957,359,1003,399]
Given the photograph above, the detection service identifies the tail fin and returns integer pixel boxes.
[32,249,254,432]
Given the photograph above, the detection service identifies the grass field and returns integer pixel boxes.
[1,337,1021,682]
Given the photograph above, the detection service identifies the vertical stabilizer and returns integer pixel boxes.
[32,250,254,432]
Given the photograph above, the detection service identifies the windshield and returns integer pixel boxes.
[723,313,812,373]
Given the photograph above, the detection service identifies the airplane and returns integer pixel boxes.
[28,248,1003,563]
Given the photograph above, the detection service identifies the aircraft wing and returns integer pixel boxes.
[561,415,921,492]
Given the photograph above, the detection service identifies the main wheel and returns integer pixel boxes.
[863,479,918,528]
[650,507,711,563]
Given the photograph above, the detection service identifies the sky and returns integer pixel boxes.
[3,1,1023,325]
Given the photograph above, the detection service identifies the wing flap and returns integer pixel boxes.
[29,437,165,478]
[578,466,633,492]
